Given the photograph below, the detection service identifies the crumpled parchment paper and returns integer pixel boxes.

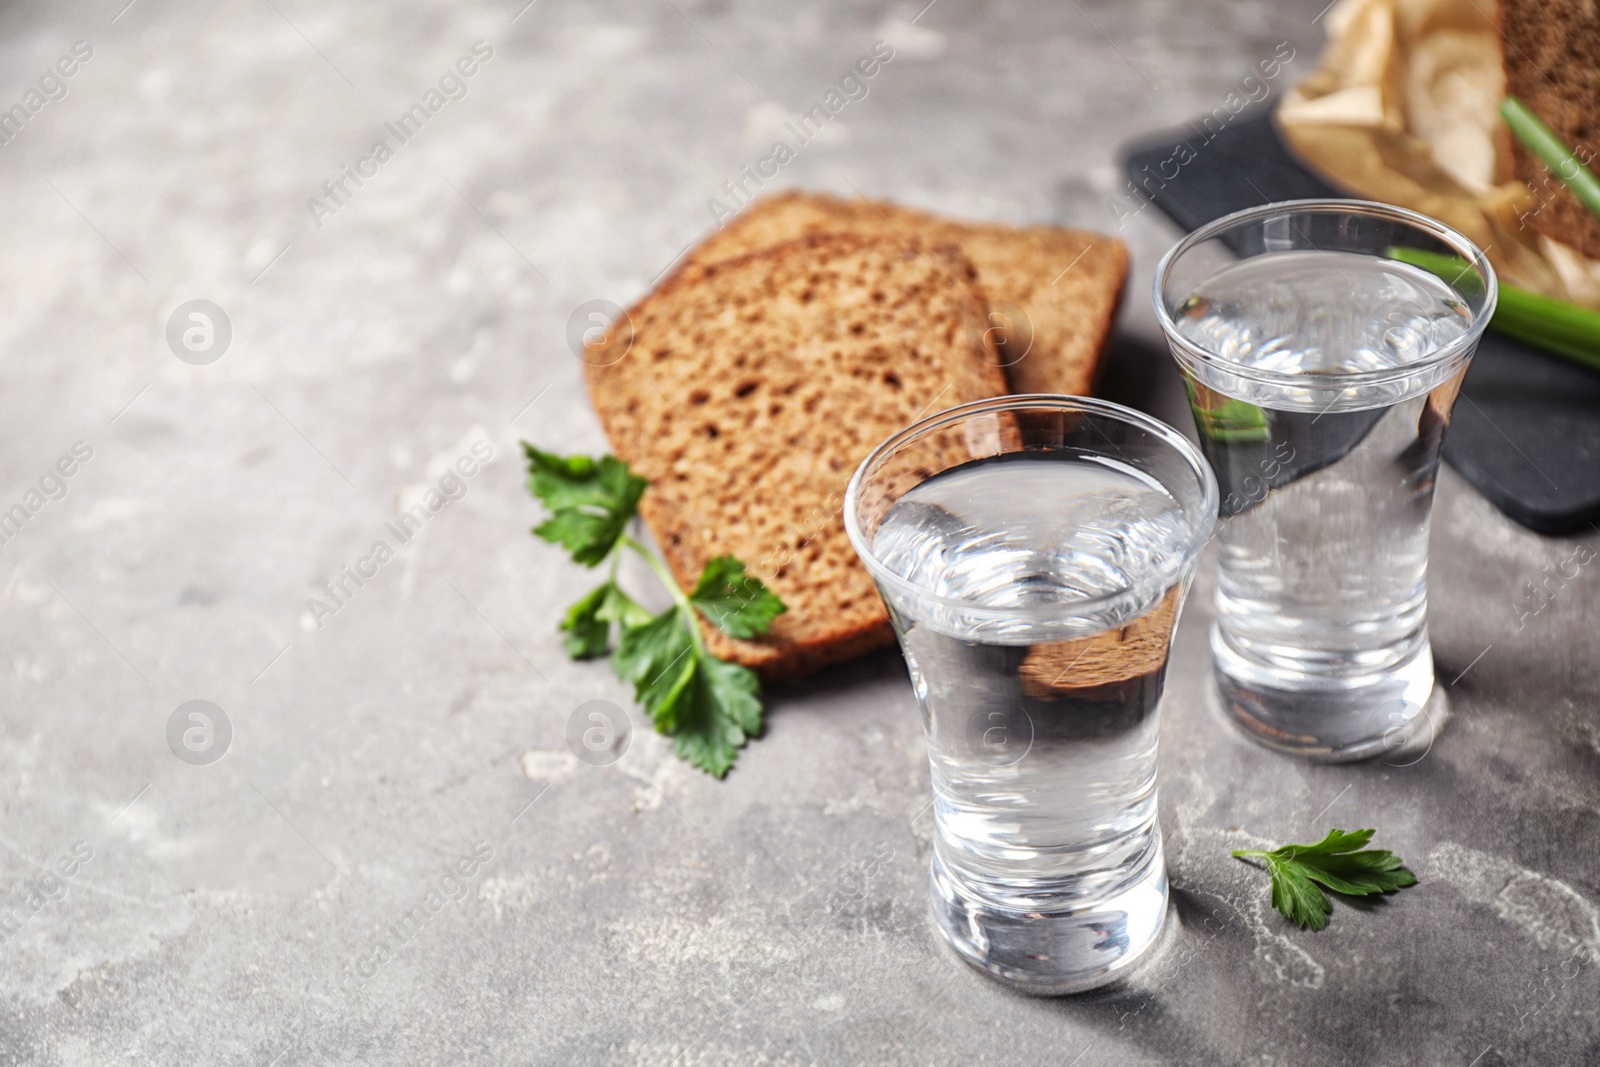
[1277,0,1600,308]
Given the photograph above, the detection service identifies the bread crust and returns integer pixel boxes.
[686,191,1129,396]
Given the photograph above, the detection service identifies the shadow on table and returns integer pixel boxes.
[1004,887,1250,1064]
[765,645,907,710]
[1096,331,1181,421]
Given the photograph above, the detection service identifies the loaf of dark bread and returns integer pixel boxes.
[688,191,1129,396]
[583,233,1008,680]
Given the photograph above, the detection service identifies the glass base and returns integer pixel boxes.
[928,839,1168,995]
[1213,628,1445,762]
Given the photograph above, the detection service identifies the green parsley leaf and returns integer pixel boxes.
[698,656,762,734]
[523,445,646,566]
[534,510,626,567]
[670,656,763,778]
[596,583,653,631]
[1268,858,1333,931]
[523,445,783,778]
[612,607,765,777]
[614,608,699,732]
[560,583,615,659]
[688,555,787,638]
[614,610,692,697]
[646,654,699,736]
[1233,828,1419,931]
[559,581,655,659]
[523,447,599,507]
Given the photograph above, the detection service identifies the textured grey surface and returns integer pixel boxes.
[1,0,1598,1064]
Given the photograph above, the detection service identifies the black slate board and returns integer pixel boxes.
[1123,110,1600,535]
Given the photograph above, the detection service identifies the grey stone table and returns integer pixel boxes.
[2,0,1597,1063]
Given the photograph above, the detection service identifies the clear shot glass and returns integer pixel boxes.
[1153,199,1496,761]
[844,396,1217,994]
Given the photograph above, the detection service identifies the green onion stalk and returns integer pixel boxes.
[1386,247,1600,373]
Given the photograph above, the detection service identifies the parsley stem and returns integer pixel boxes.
[620,533,707,654]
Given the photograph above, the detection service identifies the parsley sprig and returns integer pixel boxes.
[1232,828,1418,931]
[524,444,786,777]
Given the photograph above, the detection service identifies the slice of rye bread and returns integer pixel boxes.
[1501,0,1600,259]
[685,191,1130,396]
[584,233,1009,680]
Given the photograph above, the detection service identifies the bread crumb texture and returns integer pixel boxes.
[689,191,1129,396]
[584,232,1007,680]
[1501,0,1600,258]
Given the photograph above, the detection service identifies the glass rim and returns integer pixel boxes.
[1151,198,1499,392]
[843,394,1220,622]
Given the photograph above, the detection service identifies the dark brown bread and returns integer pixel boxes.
[583,233,1008,680]
[1501,0,1600,258]
[687,191,1129,396]
[1019,586,1181,699]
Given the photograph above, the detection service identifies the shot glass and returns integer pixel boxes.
[844,396,1217,994]
[1153,200,1496,761]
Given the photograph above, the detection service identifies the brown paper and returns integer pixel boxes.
[1276,0,1600,309]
